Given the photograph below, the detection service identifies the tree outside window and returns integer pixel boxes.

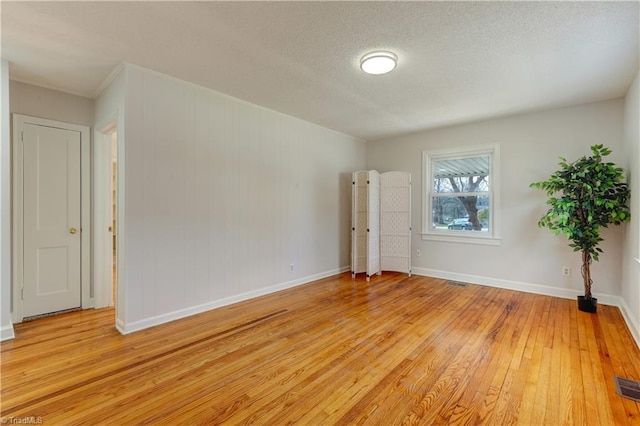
[423,145,500,244]
[432,155,490,231]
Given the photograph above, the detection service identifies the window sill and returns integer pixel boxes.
[420,232,501,246]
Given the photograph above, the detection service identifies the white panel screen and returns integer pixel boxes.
[380,171,411,275]
[351,171,368,275]
[367,170,381,280]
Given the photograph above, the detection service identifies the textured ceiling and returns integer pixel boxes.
[1,1,638,140]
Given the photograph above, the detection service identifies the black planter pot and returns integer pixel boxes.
[577,295,598,313]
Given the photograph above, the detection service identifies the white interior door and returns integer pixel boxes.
[22,122,81,317]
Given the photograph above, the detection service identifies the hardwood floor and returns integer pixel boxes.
[2,272,640,425]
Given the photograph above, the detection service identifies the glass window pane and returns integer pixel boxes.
[432,195,490,231]
[433,156,490,193]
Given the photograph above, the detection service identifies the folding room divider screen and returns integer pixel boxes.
[351,170,411,281]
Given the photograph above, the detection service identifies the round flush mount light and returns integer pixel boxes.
[360,51,398,75]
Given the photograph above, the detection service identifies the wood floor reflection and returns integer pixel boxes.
[2,272,639,425]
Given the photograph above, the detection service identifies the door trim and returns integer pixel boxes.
[93,116,118,309]
[12,114,92,323]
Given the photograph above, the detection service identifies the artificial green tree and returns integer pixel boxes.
[530,145,630,311]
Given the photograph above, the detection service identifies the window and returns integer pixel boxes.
[422,145,500,245]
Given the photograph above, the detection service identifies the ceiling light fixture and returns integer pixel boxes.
[360,51,398,75]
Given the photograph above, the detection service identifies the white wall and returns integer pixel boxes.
[118,65,365,332]
[1,59,15,340]
[9,80,94,127]
[367,99,625,303]
[622,69,640,345]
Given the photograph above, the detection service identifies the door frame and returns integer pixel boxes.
[12,114,92,323]
[93,116,118,309]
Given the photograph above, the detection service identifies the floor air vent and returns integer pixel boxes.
[614,376,640,402]
[446,280,468,287]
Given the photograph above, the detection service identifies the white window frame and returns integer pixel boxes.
[421,144,501,246]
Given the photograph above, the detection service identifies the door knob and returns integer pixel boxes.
[70,228,77,234]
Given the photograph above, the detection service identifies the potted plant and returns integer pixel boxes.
[530,144,630,313]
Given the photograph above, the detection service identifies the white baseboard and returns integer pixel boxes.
[619,299,640,350]
[115,318,126,335]
[117,266,350,335]
[412,267,620,304]
[412,267,638,349]
[1,324,15,341]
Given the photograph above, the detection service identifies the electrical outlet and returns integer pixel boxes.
[290,264,294,272]
[562,266,571,277]
[416,249,421,257]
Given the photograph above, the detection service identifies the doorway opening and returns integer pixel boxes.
[94,120,118,311]
[110,132,118,306]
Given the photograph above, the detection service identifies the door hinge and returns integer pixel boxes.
[21,288,24,300]
[21,131,24,142]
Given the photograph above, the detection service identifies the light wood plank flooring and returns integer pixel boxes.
[2,272,640,425]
